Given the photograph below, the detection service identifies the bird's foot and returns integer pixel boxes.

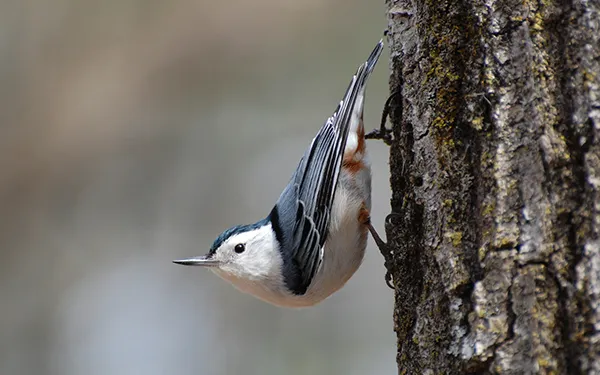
[364,128,393,146]
[367,213,401,289]
[365,91,400,146]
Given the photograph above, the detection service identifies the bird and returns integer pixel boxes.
[174,40,384,307]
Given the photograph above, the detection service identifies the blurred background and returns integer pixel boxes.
[0,1,394,374]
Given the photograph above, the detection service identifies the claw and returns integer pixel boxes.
[385,273,394,289]
[365,91,400,145]
[385,213,402,229]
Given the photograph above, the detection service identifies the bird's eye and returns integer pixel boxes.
[234,244,245,254]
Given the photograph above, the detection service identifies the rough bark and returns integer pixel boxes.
[383,0,600,373]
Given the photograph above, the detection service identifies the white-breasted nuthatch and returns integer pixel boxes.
[174,41,384,307]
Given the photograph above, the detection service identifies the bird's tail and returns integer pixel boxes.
[343,40,383,164]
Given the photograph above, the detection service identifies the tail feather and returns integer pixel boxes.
[344,40,383,162]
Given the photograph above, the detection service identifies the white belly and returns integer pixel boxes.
[301,164,371,305]
[270,159,371,308]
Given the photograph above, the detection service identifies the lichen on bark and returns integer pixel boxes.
[384,0,600,373]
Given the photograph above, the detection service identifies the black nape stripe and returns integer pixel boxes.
[269,206,307,295]
[269,206,284,248]
[208,218,270,256]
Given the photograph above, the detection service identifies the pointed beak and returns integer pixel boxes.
[172,256,220,267]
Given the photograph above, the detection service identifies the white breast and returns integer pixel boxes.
[271,154,372,308]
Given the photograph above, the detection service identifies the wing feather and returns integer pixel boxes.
[270,41,384,294]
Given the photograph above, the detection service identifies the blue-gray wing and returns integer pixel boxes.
[269,41,383,294]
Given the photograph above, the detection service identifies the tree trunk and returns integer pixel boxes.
[383,0,600,373]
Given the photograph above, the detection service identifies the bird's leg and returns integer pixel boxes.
[361,207,398,289]
[366,223,394,289]
[365,90,400,146]
[367,222,388,254]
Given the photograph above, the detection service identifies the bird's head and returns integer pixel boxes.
[173,219,282,281]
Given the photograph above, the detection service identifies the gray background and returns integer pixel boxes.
[0,1,395,374]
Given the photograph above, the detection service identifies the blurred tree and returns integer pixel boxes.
[380,0,600,373]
